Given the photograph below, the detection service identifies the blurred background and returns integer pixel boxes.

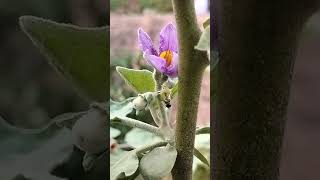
[281,12,320,180]
[0,0,107,128]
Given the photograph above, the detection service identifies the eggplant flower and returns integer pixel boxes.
[138,23,178,78]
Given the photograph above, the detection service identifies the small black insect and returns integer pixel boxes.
[165,101,171,108]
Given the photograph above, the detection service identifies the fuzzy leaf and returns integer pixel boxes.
[125,128,162,148]
[19,16,108,102]
[110,148,126,167]
[110,97,135,120]
[139,144,177,179]
[116,66,156,93]
[71,106,107,154]
[194,148,209,166]
[195,26,210,52]
[110,151,139,180]
[110,127,121,138]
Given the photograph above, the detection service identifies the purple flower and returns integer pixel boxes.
[138,23,178,78]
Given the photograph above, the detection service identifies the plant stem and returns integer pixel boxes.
[152,70,170,128]
[112,116,162,136]
[156,96,169,128]
[213,1,318,179]
[171,0,209,179]
[135,141,168,156]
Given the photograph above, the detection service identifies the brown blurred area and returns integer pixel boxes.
[280,13,320,179]
[0,0,107,128]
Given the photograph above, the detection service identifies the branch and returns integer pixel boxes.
[171,0,209,179]
[112,116,162,136]
[135,141,168,156]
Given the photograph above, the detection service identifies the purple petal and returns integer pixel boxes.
[143,51,166,73]
[159,23,178,53]
[165,52,178,78]
[138,28,158,56]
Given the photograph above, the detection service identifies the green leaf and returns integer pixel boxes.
[203,18,210,28]
[193,134,210,178]
[194,148,209,166]
[195,26,210,52]
[116,66,156,93]
[111,127,121,138]
[125,128,162,148]
[139,144,177,179]
[110,97,135,120]
[196,127,210,135]
[19,16,108,102]
[110,150,139,180]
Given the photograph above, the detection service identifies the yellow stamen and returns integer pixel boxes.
[160,50,173,66]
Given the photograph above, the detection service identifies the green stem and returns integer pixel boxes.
[112,116,162,136]
[171,0,209,179]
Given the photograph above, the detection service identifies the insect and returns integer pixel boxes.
[160,83,172,108]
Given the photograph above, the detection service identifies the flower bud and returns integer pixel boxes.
[132,95,148,110]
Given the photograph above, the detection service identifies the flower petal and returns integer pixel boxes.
[143,51,166,73]
[165,52,178,78]
[159,23,178,53]
[138,28,158,56]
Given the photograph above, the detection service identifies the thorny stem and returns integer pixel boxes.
[171,0,209,179]
[112,116,162,136]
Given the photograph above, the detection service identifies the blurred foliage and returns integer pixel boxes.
[20,16,109,102]
[110,0,172,13]
[0,0,107,128]
[0,116,73,180]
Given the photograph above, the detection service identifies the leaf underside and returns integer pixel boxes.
[110,151,139,180]
[194,148,209,166]
[110,97,135,120]
[139,145,177,179]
